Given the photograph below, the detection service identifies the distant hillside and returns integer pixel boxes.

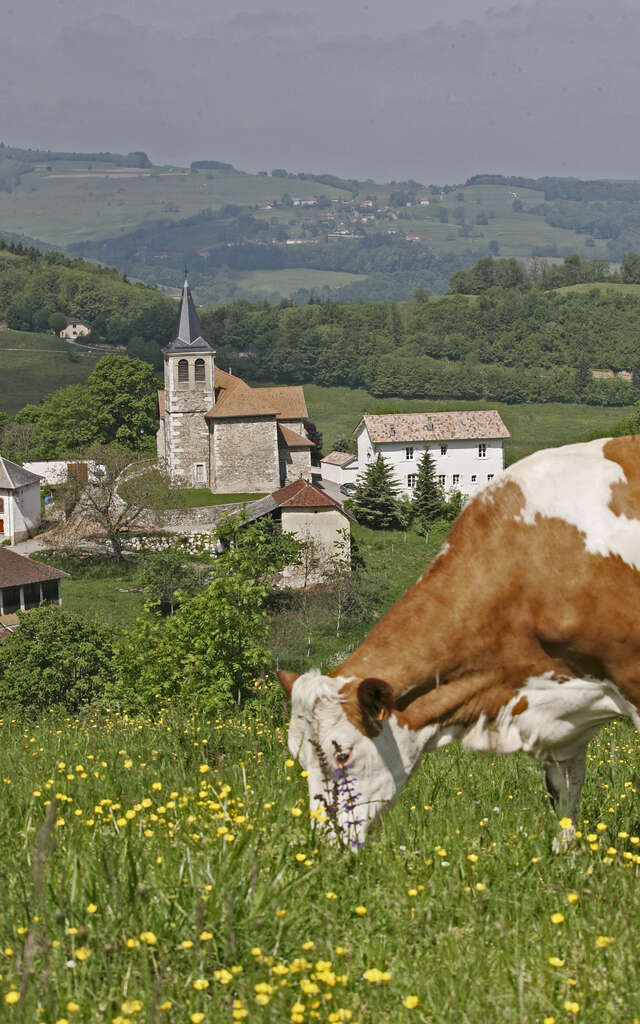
[4,145,640,301]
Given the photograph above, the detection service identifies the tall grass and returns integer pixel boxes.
[2,703,640,1022]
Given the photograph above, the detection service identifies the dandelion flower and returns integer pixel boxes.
[567,893,579,904]
[558,817,573,829]
[86,903,98,914]
[190,1014,205,1023]
[596,935,615,948]
[75,947,91,962]
[550,913,565,924]
[403,995,419,1009]
[563,1001,580,1014]
[548,957,565,967]
[193,979,209,990]
[4,991,20,1004]
[199,930,213,942]
[354,906,367,916]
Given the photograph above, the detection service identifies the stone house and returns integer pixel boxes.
[242,478,353,586]
[355,410,510,499]
[0,456,43,544]
[59,317,91,340]
[156,279,313,492]
[0,548,68,641]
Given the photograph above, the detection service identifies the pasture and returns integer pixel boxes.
[0,330,102,416]
[304,385,635,466]
[3,704,640,1022]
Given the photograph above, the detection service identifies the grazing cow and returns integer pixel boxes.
[278,437,640,848]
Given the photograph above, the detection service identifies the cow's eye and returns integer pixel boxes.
[333,748,353,768]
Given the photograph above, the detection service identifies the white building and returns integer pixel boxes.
[59,317,91,340]
[320,451,358,488]
[354,410,510,499]
[0,456,43,544]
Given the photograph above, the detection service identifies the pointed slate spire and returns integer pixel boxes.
[165,277,212,352]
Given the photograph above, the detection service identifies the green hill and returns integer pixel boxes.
[0,328,103,414]
[4,146,640,302]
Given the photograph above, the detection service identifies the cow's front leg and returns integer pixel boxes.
[544,747,586,850]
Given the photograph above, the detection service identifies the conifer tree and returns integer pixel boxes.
[352,454,399,529]
[412,449,444,526]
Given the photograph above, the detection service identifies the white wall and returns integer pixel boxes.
[320,459,358,486]
[23,460,100,485]
[0,483,41,543]
[357,426,504,497]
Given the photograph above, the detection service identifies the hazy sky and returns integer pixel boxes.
[3,0,640,183]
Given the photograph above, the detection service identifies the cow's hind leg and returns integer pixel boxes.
[544,747,586,850]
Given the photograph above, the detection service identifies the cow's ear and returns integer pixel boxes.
[277,670,299,697]
[357,677,394,727]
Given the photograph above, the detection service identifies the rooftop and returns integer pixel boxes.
[321,451,357,466]
[206,384,307,421]
[358,410,510,443]
[0,549,69,589]
[0,455,43,491]
[272,478,343,510]
[164,278,213,354]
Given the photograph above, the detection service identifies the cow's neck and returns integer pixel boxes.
[334,551,483,696]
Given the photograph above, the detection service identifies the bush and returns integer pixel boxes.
[0,606,118,713]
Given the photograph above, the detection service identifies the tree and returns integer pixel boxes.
[574,353,591,397]
[304,420,323,453]
[136,541,201,615]
[0,606,117,713]
[59,445,163,561]
[113,520,302,713]
[48,311,67,333]
[412,450,444,526]
[352,454,400,529]
[86,355,159,450]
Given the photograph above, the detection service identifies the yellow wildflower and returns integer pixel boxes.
[403,995,419,1009]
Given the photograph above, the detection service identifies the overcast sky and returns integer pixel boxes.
[3,0,640,183]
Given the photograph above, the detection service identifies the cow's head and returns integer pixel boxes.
[279,668,403,849]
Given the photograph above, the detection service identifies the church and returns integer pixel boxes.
[156,280,313,493]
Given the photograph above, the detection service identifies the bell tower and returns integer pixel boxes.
[162,277,215,486]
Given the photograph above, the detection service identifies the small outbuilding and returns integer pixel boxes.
[59,317,91,340]
[0,455,43,544]
[0,548,68,636]
[320,451,358,489]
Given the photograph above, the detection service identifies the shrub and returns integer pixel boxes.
[0,606,118,713]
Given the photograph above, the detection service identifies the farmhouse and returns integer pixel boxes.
[241,478,353,586]
[59,317,91,340]
[0,455,43,544]
[0,548,67,641]
[156,279,313,493]
[355,410,510,498]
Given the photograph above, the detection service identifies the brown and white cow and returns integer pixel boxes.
[278,436,640,848]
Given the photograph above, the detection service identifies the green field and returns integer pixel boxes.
[0,164,349,248]
[304,385,634,465]
[0,330,103,415]
[234,269,367,298]
[2,697,640,1022]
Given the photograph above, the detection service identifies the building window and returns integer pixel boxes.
[42,580,59,604]
[195,463,205,484]
[478,443,487,458]
[194,358,205,382]
[471,474,477,483]
[453,474,460,485]
[367,450,372,460]
[438,475,446,486]
[405,447,414,460]
[23,583,41,610]
[487,474,494,481]
[177,359,189,383]
[1,587,20,615]
[407,474,417,488]
[440,445,447,456]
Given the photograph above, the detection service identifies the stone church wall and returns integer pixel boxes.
[212,418,280,493]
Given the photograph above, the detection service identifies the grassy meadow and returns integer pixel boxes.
[3,702,640,1023]
[0,330,103,416]
[304,385,635,466]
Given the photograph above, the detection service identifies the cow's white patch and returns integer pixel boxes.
[493,438,640,570]
[458,672,638,760]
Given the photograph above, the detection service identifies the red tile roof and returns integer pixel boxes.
[359,410,510,443]
[272,478,342,510]
[278,425,314,448]
[321,451,357,466]
[206,384,307,421]
[0,549,69,589]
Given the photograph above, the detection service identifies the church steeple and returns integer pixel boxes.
[165,277,212,352]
